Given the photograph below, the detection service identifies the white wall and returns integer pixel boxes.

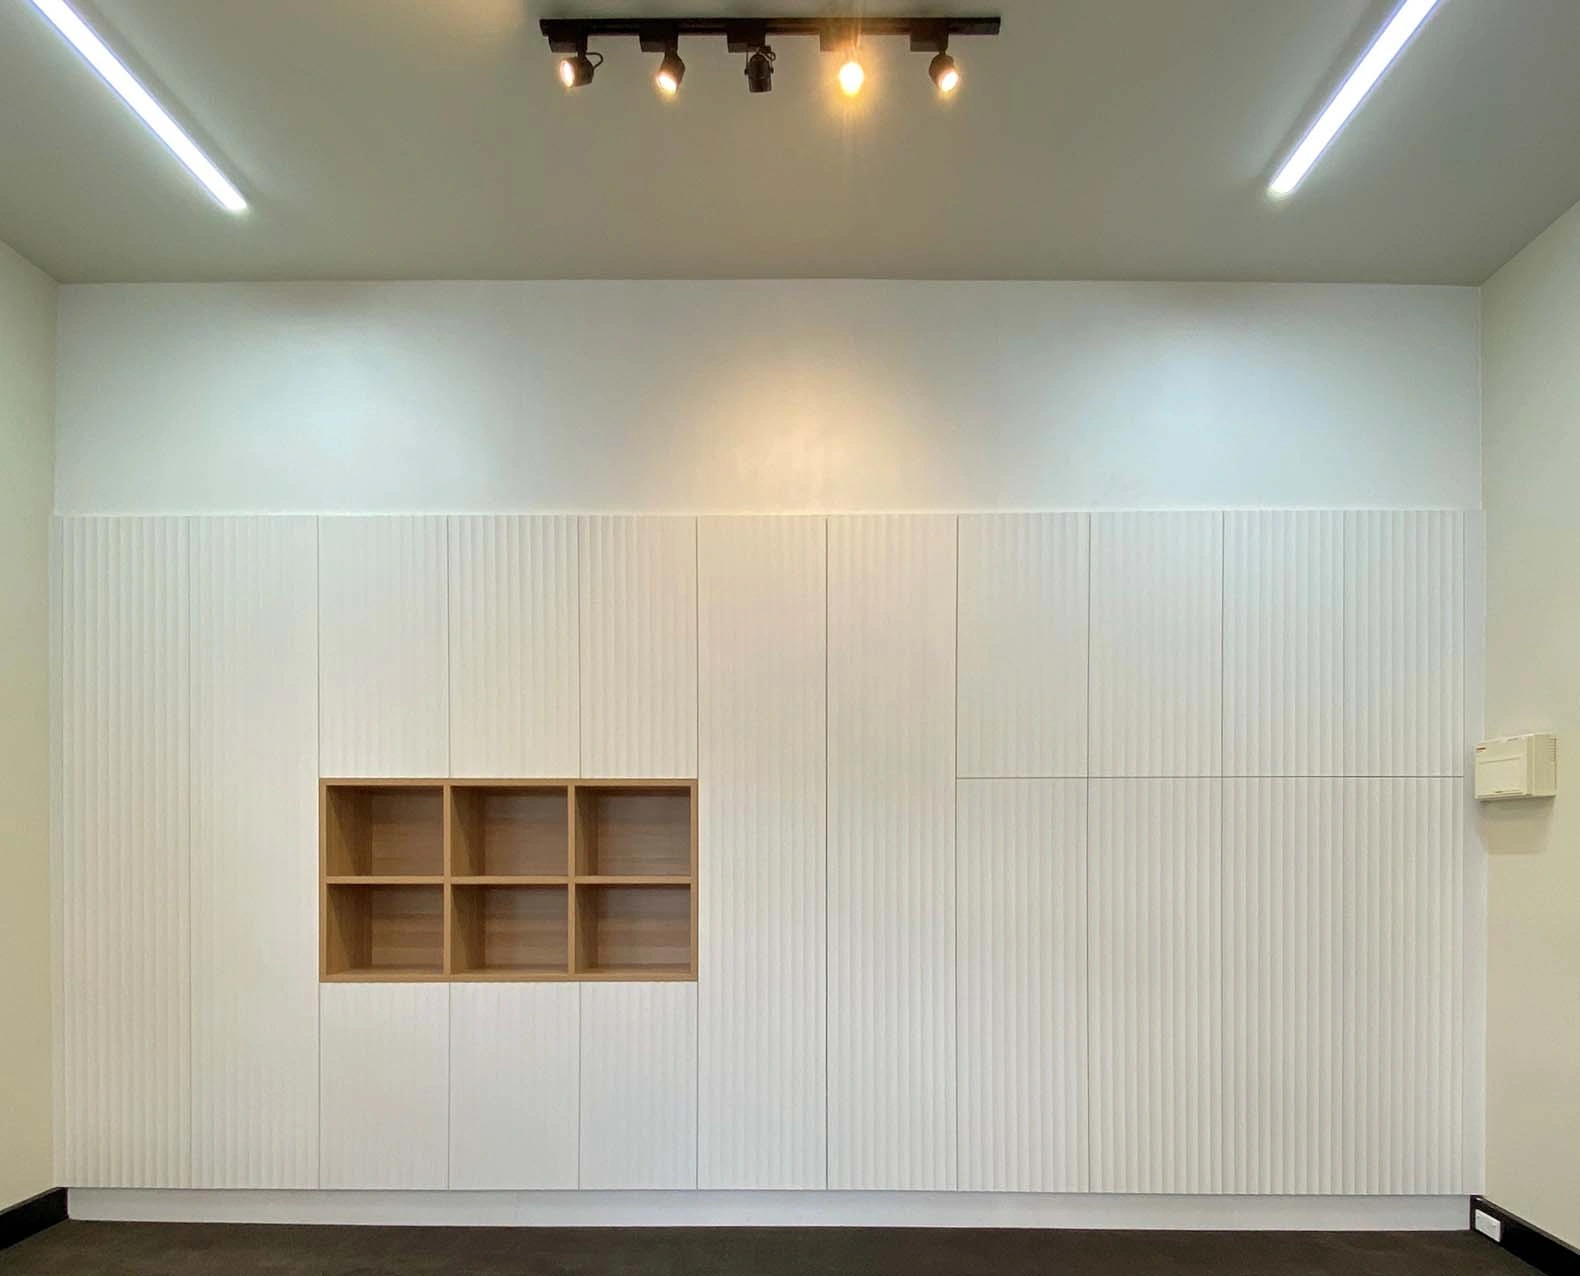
[53,281,1481,514]
[1481,197,1580,1247]
[0,238,55,1208]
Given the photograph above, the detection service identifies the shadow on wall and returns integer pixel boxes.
[1479,798,1557,856]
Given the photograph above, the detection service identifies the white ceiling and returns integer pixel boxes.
[3,0,1579,284]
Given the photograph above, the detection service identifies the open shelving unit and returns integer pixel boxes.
[320,778,696,982]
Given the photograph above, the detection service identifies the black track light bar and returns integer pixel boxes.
[541,15,1001,54]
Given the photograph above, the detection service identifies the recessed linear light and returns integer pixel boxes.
[1268,0,1443,199]
[26,0,247,213]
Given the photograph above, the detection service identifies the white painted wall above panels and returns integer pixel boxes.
[52,283,1481,514]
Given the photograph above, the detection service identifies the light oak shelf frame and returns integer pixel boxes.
[320,778,697,982]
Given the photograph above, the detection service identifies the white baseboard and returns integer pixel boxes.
[68,1190,1470,1231]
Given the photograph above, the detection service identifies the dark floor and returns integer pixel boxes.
[0,1223,1536,1276]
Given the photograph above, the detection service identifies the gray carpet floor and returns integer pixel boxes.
[0,1223,1536,1275]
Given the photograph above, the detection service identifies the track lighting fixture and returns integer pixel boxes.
[655,46,685,96]
[744,44,775,94]
[541,15,999,100]
[558,49,600,89]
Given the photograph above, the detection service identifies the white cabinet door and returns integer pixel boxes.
[1224,512,1344,777]
[697,515,827,1189]
[448,515,579,777]
[58,516,191,1187]
[190,516,319,1187]
[957,778,1087,1192]
[957,513,1089,779]
[826,515,956,1191]
[579,516,697,779]
[320,983,449,1189]
[579,983,697,1189]
[449,983,580,1189]
[1090,512,1222,778]
[319,516,448,777]
[1344,511,1466,776]
[1089,779,1223,1193]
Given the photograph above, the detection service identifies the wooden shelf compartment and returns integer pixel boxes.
[574,784,695,878]
[451,884,570,978]
[450,783,570,879]
[323,782,444,878]
[573,882,693,977]
[323,883,445,979]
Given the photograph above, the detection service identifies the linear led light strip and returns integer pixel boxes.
[1269,0,1443,198]
[27,0,247,212]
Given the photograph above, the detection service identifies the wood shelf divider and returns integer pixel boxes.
[321,778,695,983]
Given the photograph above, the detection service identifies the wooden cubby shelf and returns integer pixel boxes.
[321,778,695,982]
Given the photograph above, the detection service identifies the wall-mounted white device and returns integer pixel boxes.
[1474,734,1558,800]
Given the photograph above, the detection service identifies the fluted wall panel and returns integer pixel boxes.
[448,516,579,777]
[826,515,957,1190]
[956,779,1087,1191]
[58,516,191,1187]
[1223,779,1345,1193]
[1089,779,1223,1193]
[579,983,698,1189]
[696,516,827,1189]
[957,514,1089,778]
[319,983,449,1189]
[1224,512,1344,777]
[1090,513,1222,777]
[579,516,698,779]
[1345,511,1466,777]
[190,517,319,1188]
[450,984,579,1189]
[318,516,448,777]
[1341,779,1465,1193]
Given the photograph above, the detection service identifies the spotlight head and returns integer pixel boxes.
[837,54,865,97]
[558,51,597,89]
[745,44,775,94]
[655,49,686,96]
[929,51,960,95]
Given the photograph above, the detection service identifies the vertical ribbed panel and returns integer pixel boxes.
[58,517,191,1188]
[957,514,1089,779]
[579,983,698,1189]
[826,515,957,1191]
[319,983,449,1189]
[448,516,579,778]
[956,779,1087,1191]
[696,516,827,1189]
[1342,779,1464,1193]
[1090,513,1222,778]
[318,516,448,778]
[578,516,698,779]
[450,984,579,1189]
[1224,512,1344,777]
[1223,779,1345,1194]
[1345,511,1465,776]
[1088,779,1222,1193]
[190,517,319,1188]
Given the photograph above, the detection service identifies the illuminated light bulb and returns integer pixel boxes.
[558,51,596,88]
[929,52,960,95]
[837,55,865,96]
[655,50,685,96]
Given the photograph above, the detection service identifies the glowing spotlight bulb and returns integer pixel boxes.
[837,55,865,96]
[929,52,960,95]
[655,49,685,96]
